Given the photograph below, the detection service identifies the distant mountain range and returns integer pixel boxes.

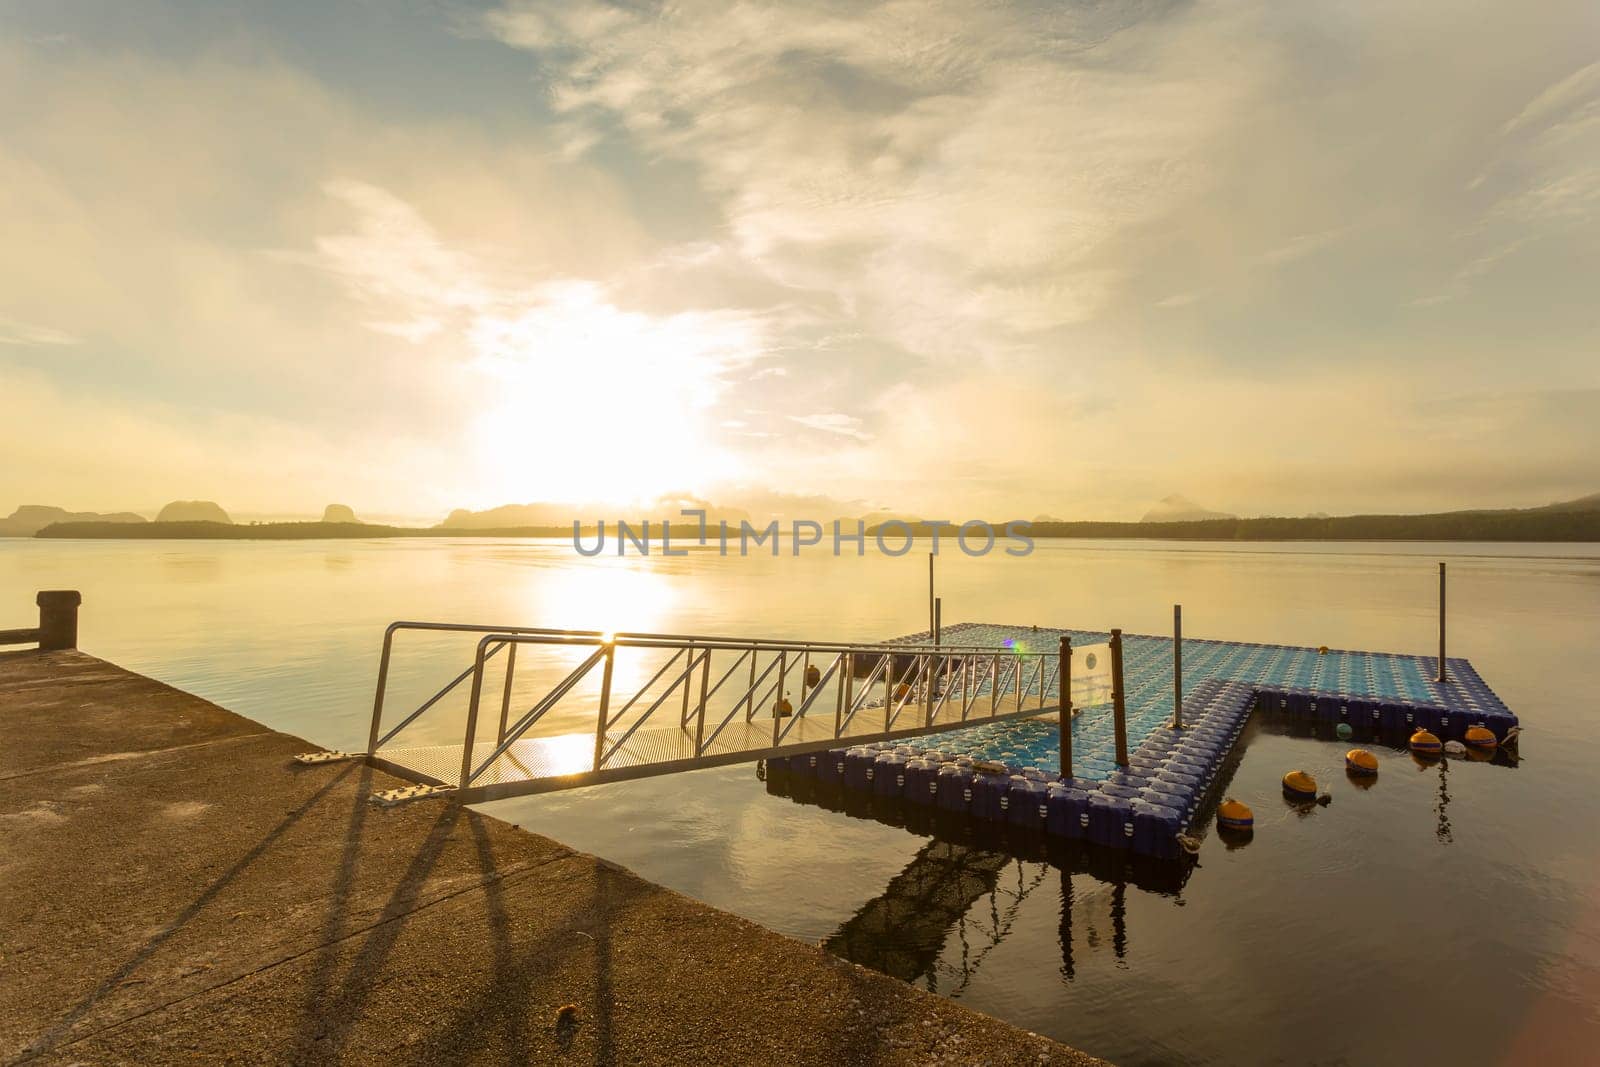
[1018,492,1600,542]
[3,500,349,537]
[1140,495,1235,523]
[0,505,147,537]
[14,492,1600,541]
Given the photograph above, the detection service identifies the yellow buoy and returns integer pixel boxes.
[1464,724,1498,750]
[1409,728,1442,756]
[1345,748,1379,776]
[1218,798,1254,831]
[1282,769,1317,799]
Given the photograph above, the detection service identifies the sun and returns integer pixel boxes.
[466,282,761,506]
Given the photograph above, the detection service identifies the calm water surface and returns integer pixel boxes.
[3,538,1598,1065]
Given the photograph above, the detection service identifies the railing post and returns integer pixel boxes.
[459,639,492,789]
[1111,628,1128,768]
[744,645,759,721]
[368,624,398,754]
[1435,562,1448,683]
[1172,605,1184,730]
[1059,636,1073,779]
[36,590,81,652]
[592,641,617,772]
[496,641,517,744]
[682,641,695,724]
[772,651,788,745]
[837,654,850,737]
[694,650,711,756]
[884,655,893,732]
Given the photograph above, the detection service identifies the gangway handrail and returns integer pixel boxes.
[365,620,1106,802]
[369,618,1059,749]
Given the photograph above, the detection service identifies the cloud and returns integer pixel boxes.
[4,4,1599,519]
[1501,61,1600,136]
[788,412,870,440]
[1256,228,1349,267]
[484,0,1268,362]
[0,315,79,346]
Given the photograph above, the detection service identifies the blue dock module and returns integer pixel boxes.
[782,623,1519,860]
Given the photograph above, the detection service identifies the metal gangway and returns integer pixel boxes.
[345,622,1111,805]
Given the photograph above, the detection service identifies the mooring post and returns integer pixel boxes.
[1436,562,1448,683]
[1111,628,1128,768]
[934,597,941,646]
[1172,604,1184,730]
[1058,635,1073,779]
[36,590,81,651]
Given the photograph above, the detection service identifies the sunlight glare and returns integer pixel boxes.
[468,282,762,505]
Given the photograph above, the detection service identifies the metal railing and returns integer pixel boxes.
[365,622,1107,802]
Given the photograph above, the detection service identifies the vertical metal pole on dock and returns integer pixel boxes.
[693,650,711,756]
[460,641,491,789]
[1172,604,1184,730]
[774,652,788,744]
[368,625,396,754]
[928,552,935,641]
[496,642,517,744]
[1058,636,1073,779]
[683,642,696,723]
[1436,562,1448,683]
[745,645,759,721]
[592,642,616,772]
[934,597,942,646]
[837,654,850,737]
[1111,629,1128,768]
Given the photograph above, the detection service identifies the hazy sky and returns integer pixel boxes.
[2,0,1597,522]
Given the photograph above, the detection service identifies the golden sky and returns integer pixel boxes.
[2,1,1598,522]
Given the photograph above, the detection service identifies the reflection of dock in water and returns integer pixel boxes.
[823,841,1045,994]
[777,774,1190,991]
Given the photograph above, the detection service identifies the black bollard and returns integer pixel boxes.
[36,590,81,651]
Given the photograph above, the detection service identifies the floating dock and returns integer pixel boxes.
[769,623,1520,860]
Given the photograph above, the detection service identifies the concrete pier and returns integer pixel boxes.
[1,649,1100,1065]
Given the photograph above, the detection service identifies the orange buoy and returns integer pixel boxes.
[773,695,793,718]
[1218,798,1254,831]
[1409,728,1442,756]
[1282,770,1317,799]
[1464,724,1497,750]
[804,664,821,688]
[894,682,911,701]
[1345,748,1379,776]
